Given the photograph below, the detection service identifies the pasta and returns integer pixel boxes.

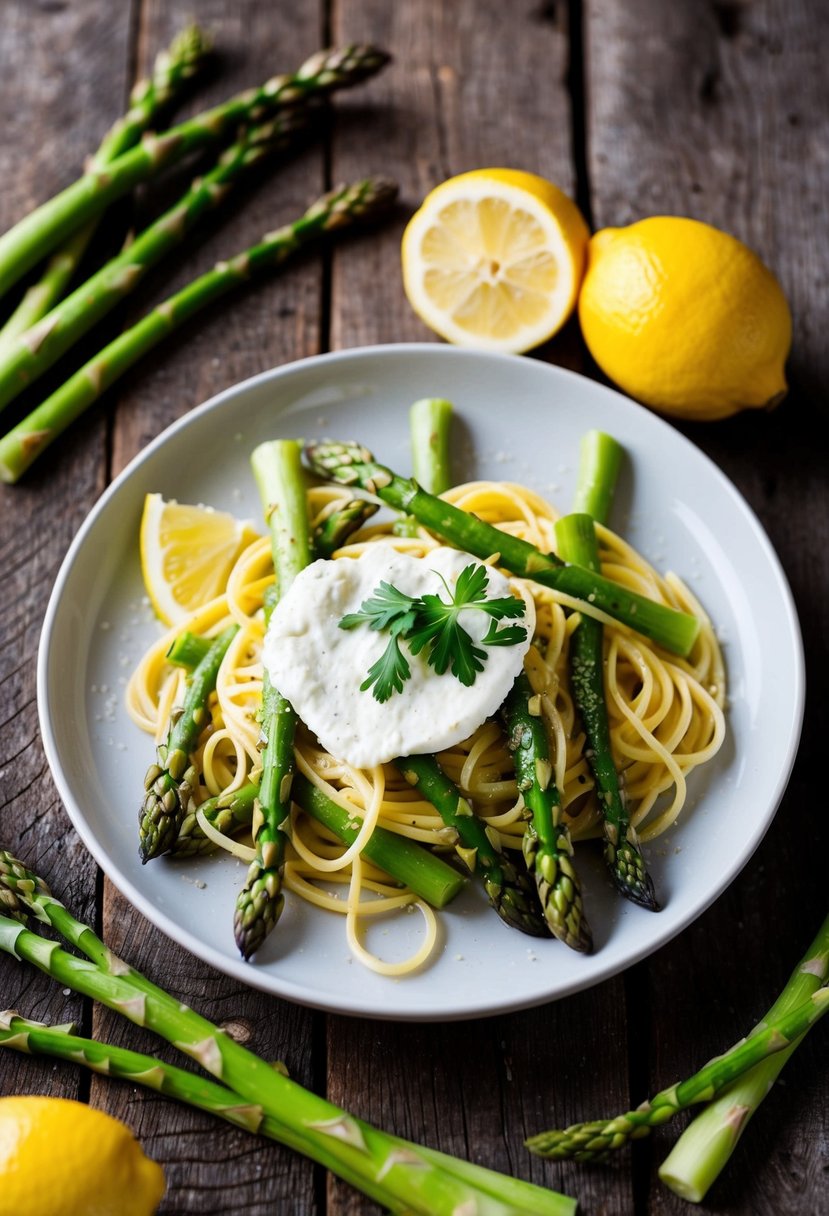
[127,480,726,974]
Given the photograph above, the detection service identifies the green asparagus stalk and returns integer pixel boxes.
[394,754,549,936]
[0,26,211,346]
[0,856,576,1216]
[303,441,700,656]
[234,440,313,959]
[313,497,379,557]
[0,109,308,418]
[502,673,592,952]
[171,772,466,907]
[526,983,829,1159]
[395,396,454,536]
[571,429,624,523]
[292,773,465,907]
[0,179,398,483]
[0,44,390,304]
[139,625,238,862]
[0,1011,573,1216]
[556,513,656,908]
[557,437,658,910]
[658,913,829,1201]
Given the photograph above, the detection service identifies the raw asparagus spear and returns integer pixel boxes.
[502,673,592,952]
[395,396,453,536]
[526,963,829,1158]
[0,856,576,1216]
[234,440,312,959]
[0,1010,573,1216]
[313,497,379,557]
[304,441,700,656]
[658,912,829,1201]
[0,110,307,418]
[0,179,398,483]
[556,432,658,909]
[0,44,390,303]
[0,25,211,345]
[139,625,238,862]
[394,753,549,937]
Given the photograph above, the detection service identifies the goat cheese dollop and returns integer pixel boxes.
[263,545,533,768]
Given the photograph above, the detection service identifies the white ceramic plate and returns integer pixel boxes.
[38,345,804,1020]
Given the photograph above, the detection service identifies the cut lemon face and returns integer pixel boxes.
[402,169,589,353]
[140,493,257,625]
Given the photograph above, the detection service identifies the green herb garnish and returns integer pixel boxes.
[339,562,527,702]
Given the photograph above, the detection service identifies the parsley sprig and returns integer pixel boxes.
[339,562,527,702]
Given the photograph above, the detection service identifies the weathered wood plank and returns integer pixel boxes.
[88,1,329,1211]
[0,0,131,1100]
[325,3,629,1215]
[585,1,829,1211]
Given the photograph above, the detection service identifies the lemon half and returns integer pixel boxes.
[140,493,257,625]
[402,169,589,353]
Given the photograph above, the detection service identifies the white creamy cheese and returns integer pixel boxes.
[263,545,534,768]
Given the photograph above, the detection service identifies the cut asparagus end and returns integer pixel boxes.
[572,429,624,523]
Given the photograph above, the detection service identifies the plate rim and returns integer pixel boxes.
[37,343,806,1020]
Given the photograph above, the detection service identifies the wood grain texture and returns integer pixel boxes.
[0,0,131,1100]
[585,1,829,1212]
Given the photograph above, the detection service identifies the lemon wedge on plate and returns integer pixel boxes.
[402,168,589,353]
[140,493,257,625]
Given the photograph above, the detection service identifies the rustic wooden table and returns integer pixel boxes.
[0,2,826,1213]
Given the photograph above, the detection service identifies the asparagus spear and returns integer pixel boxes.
[556,432,657,910]
[0,856,576,1216]
[394,753,549,937]
[526,962,829,1158]
[174,782,260,857]
[139,625,238,862]
[556,514,656,909]
[171,772,466,908]
[395,396,454,536]
[234,440,313,959]
[303,441,700,656]
[0,1011,573,1216]
[0,179,398,483]
[313,497,379,557]
[0,44,390,303]
[658,912,829,1201]
[0,110,308,418]
[502,673,592,952]
[571,429,624,522]
[0,25,211,346]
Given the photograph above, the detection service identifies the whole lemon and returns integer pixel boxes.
[0,1095,165,1216]
[578,216,792,421]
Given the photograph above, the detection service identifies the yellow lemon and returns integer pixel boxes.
[140,493,258,625]
[0,1095,165,1216]
[578,216,791,420]
[402,168,589,353]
